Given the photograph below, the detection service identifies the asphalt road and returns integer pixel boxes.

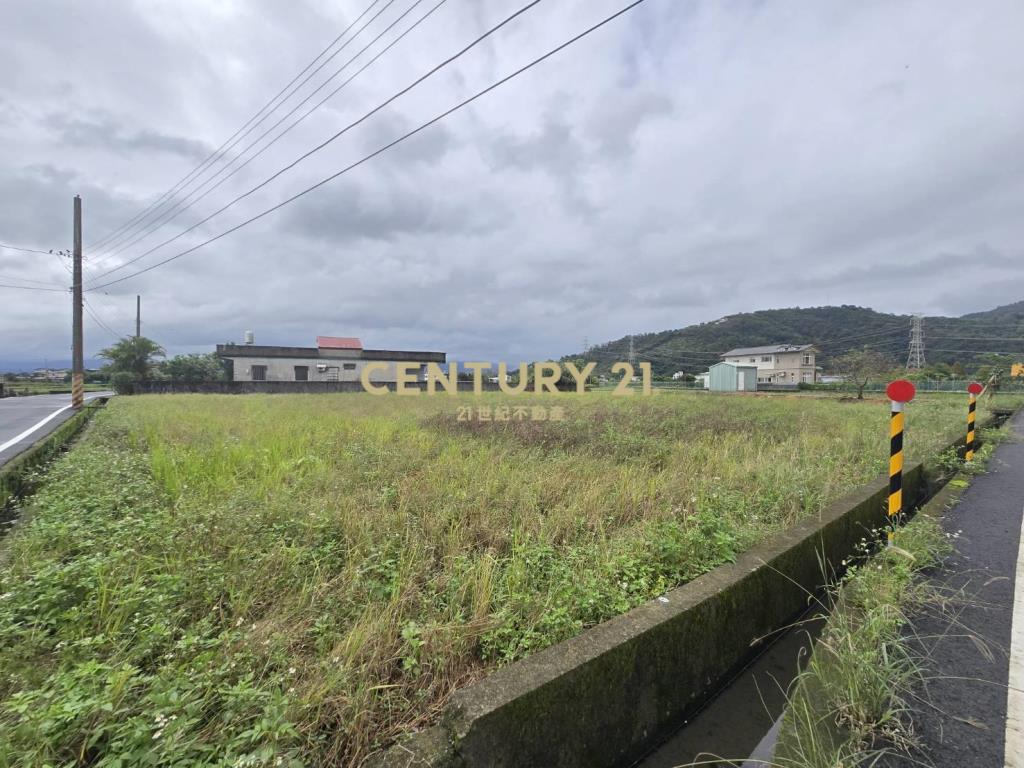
[885,410,1024,768]
[0,392,110,467]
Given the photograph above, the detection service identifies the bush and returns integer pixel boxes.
[109,371,138,395]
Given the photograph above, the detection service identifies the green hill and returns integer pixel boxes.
[571,302,1024,376]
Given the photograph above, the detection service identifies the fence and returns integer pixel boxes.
[127,380,502,395]
[804,379,1024,394]
[610,379,1024,395]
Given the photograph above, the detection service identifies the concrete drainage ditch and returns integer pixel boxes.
[369,409,1014,768]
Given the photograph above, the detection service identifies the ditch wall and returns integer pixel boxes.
[369,410,1012,768]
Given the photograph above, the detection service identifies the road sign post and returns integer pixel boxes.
[966,381,983,462]
[886,379,916,547]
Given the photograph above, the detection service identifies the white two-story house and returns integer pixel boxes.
[720,344,818,385]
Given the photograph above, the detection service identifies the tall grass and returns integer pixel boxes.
[775,515,953,767]
[0,391,1017,766]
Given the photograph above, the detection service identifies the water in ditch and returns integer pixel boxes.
[634,611,826,768]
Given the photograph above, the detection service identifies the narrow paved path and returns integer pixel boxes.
[888,410,1024,768]
[0,392,109,467]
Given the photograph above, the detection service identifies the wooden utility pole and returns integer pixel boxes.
[135,295,141,339]
[72,195,84,409]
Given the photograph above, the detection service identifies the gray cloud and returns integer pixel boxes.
[47,114,211,161]
[281,177,500,243]
[2,0,1023,368]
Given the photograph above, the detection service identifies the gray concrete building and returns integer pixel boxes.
[216,335,445,383]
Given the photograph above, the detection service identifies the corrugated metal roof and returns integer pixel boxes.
[721,344,815,356]
[710,361,758,369]
[316,336,363,350]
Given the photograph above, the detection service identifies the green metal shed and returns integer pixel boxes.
[708,361,758,392]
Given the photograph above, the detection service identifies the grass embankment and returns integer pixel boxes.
[0,402,103,512]
[0,392,1017,766]
[0,381,107,397]
[776,426,1006,766]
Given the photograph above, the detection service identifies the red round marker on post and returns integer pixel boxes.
[968,382,984,395]
[886,379,916,403]
[885,379,915,546]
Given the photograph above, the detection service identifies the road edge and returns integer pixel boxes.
[0,398,107,513]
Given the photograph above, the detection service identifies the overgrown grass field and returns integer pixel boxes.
[0,391,1017,766]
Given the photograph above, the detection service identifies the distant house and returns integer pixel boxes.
[216,335,445,383]
[708,361,758,392]
[31,368,68,382]
[819,374,847,384]
[720,344,818,385]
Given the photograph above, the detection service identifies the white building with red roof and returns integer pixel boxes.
[216,334,445,383]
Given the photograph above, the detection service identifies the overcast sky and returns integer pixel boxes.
[1,0,1023,367]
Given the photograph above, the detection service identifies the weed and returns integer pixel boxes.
[0,391,1018,765]
[775,515,953,766]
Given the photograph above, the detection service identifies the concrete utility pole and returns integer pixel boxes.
[135,295,141,339]
[72,195,84,409]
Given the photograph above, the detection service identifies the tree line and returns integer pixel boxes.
[98,337,227,393]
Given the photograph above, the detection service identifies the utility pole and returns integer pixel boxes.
[136,295,141,339]
[628,335,636,366]
[906,314,926,371]
[72,195,84,409]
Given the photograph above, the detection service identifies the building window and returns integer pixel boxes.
[802,354,812,365]
[294,366,308,381]
[749,357,756,363]
[761,356,771,362]
[251,365,267,381]
[343,363,356,370]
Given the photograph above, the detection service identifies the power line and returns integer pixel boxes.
[85,0,554,289]
[51,250,73,276]
[0,273,65,288]
[0,282,67,292]
[83,298,123,340]
[928,336,1024,343]
[927,348,1023,355]
[92,0,406,263]
[91,0,448,267]
[0,242,57,255]
[815,325,907,347]
[87,0,652,292]
[87,0,387,253]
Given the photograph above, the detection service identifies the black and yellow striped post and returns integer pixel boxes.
[966,381,983,462]
[71,374,84,410]
[885,379,916,546]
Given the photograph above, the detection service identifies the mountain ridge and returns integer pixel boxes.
[571,302,1024,376]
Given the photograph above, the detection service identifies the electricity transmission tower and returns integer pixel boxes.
[628,335,636,365]
[906,315,926,370]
